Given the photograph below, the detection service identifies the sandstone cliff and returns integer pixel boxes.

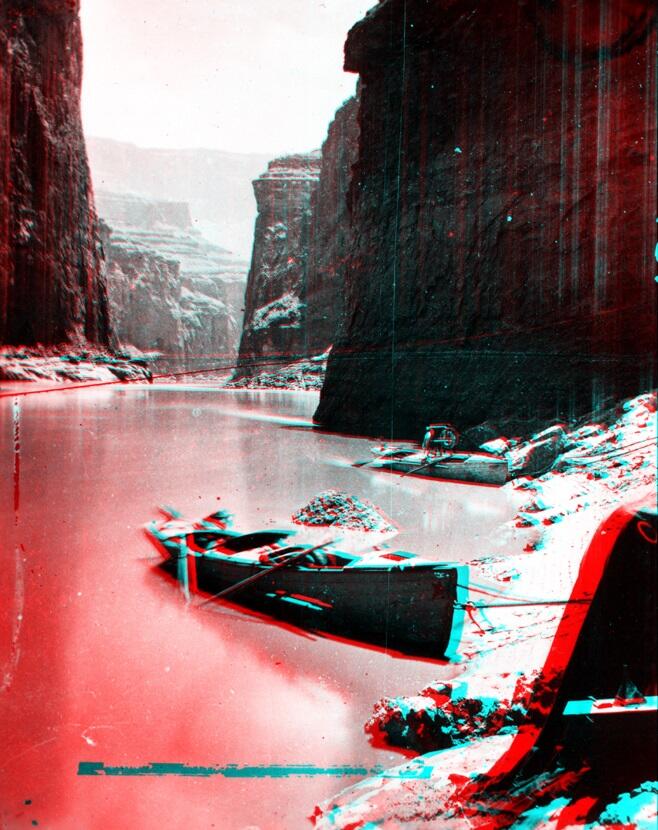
[98,192,247,364]
[234,153,321,378]
[0,0,112,347]
[233,97,359,382]
[315,0,657,438]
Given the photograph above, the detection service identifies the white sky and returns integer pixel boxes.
[81,0,375,155]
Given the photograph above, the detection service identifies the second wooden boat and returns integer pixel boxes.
[360,448,509,485]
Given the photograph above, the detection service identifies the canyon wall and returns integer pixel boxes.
[0,0,112,347]
[233,97,359,379]
[305,96,360,355]
[234,153,321,378]
[87,138,272,260]
[98,192,246,364]
[315,0,657,438]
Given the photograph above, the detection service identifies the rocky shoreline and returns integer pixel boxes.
[0,347,153,384]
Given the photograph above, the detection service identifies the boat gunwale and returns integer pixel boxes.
[185,548,459,573]
[149,522,459,572]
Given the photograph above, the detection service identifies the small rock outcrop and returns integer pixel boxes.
[315,0,657,438]
[98,191,247,365]
[0,0,112,348]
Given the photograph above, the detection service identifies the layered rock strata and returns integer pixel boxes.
[0,0,111,347]
[315,0,657,438]
[98,192,247,364]
[87,138,272,260]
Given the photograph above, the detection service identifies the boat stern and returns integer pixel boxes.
[144,517,189,561]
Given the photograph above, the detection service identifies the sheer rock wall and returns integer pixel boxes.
[0,0,112,347]
[305,96,360,355]
[233,98,359,380]
[234,153,321,378]
[315,0,657,438]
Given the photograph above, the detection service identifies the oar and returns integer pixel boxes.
[175,538,198,603]
[197,538,336,607]
[355,449,416,469]
[177,545,191,602]
[399,454,443,478]
[159,504,183,519]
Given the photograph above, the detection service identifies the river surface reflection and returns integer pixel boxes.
[0,385,521,829]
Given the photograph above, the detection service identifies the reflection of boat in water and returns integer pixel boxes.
[145,508,463,655]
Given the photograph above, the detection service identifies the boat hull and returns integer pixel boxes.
[180,554,460,655]
[367,452,508,485]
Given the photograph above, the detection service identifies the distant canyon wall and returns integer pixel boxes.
[234,97,359,378]
[87,138,272,260]
[315,0,657,438]
[98,191,247,364]
[0,0,112,347]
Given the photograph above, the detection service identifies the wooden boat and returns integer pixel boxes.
[146,509,462,654]
[359,447,509,486]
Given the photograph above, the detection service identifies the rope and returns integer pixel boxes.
[561,437,655,464]
[456,599,590,610]
[456,582,591,609]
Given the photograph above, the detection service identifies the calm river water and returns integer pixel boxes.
[0,384,520,829]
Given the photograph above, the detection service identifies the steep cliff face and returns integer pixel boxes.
[305,96,360,355]
[100,221,184,355]
[98,192,246,363]
[316,0,657,438]
[234,154,321,377]
[0,0,112,347]
[233,99,359,381]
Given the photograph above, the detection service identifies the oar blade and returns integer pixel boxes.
[177,550,190,602]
